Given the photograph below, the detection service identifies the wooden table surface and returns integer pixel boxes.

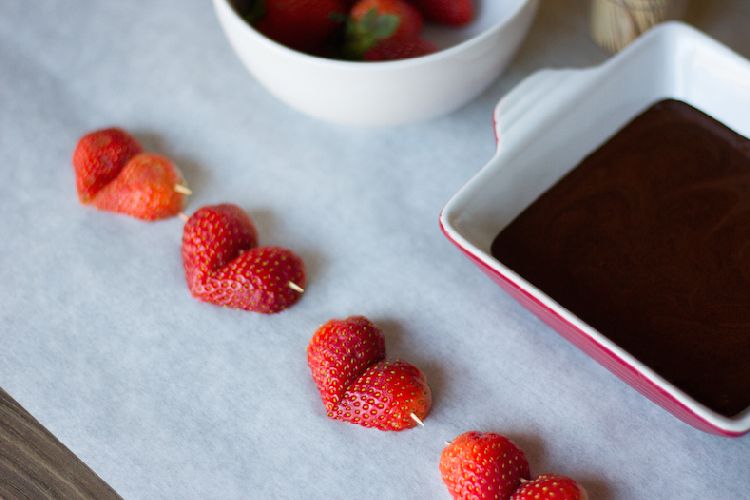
[0,388,118,499]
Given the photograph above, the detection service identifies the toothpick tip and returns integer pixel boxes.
[174,184,192,195]
[410,413,425,427]
[288,281,305,293]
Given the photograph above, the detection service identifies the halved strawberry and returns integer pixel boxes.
[92,153,187,221]
[307,316,386,412]
[72,128,142,203]
[440,431,530,500]
[182,203,259,292]
[205,246,306,313]
[510,474,588,500]
[334,360,431,431]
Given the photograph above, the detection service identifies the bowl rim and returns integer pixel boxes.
[439,22,750,436]
[213,0,536,70]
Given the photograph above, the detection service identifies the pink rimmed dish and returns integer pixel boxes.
[440,22,750,436]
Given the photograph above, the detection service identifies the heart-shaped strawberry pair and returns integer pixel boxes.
[307,316,431,431]
[72,127,188,220]
[181,204,306,314]
[440,431,587,500]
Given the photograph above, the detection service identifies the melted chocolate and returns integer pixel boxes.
[491,99,750,417]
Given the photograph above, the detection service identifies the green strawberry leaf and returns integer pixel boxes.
[360,9,399,40]
[344,8,400,60]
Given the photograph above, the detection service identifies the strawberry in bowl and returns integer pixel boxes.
[238,0,471,61]
[213,0,539,125]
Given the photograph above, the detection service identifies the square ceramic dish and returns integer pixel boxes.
[440,22,750,437]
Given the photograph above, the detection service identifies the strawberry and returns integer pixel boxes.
[412,0,474,26]
[364,38,436,61]
[351,0,423,41]
[440,431,530,500]
[72,128,142,203]
[346,0,426,59]
[510,474,588,500]
[252,0,347,53]
[182,204,259,291]
[92,153,187,221]
[307,316,386,412]
[334,360,431,431]
[207,246,306,313]
[307,316,431,431]
[182,205,305,313]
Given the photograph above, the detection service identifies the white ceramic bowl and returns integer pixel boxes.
[440,22,750,436]
[213,0,538,126]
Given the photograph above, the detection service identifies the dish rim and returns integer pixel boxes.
[440,21,750,436]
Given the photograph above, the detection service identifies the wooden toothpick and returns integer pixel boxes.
[410,413,425,427]
[174,184,192,195]
[288,281,305,293]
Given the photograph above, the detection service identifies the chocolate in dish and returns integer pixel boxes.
[491,99,750,417]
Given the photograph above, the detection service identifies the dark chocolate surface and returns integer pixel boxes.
[491,99,750,417]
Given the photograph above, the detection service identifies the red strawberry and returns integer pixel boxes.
[510,474,588,500]
[307,316,386,412]
[307,317,431,431]
[182,205,305,313]
[346,0,427,59]
[440,431,530,500]
[207,246,306,313]
[334,360,431,431]
[351,0,423,41]
[182,204,259,291]
[253,0,347,53]
[92,153,187,221]
[72,128,142,203]
[364,38,436,61]
[413,0,474,26]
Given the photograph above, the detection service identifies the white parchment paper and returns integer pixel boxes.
[1,1,749,498]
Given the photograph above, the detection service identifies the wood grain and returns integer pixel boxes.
[0,388,119,499]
